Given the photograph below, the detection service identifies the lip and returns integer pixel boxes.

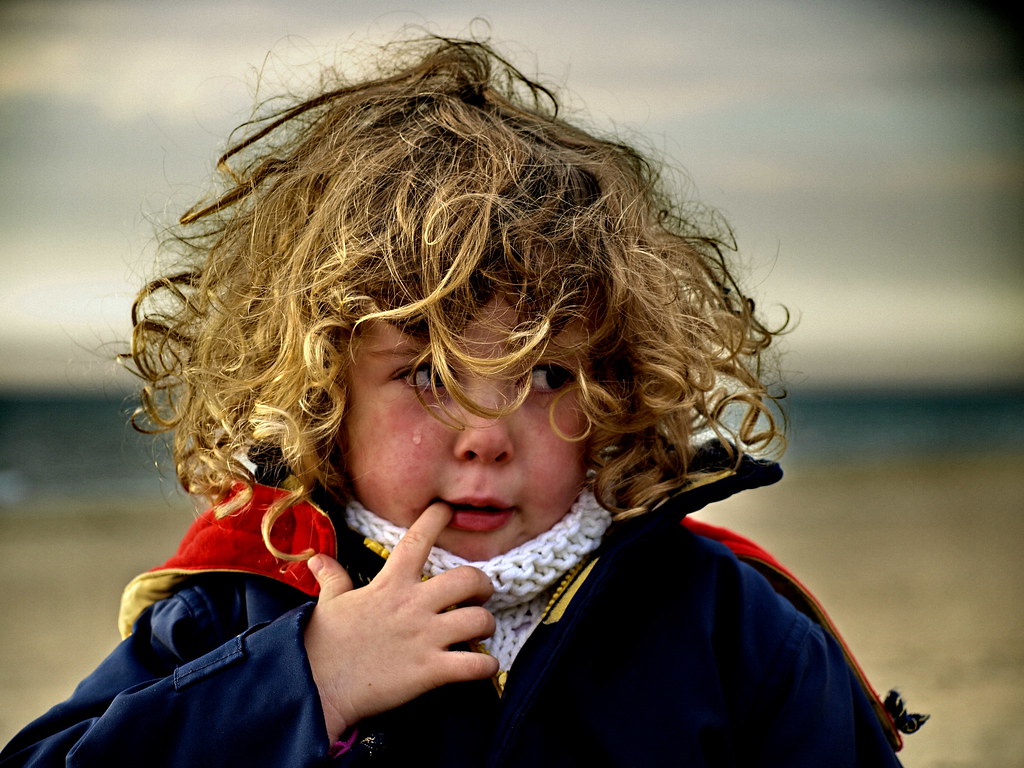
[443,497,515,532]
[449,508,515,532]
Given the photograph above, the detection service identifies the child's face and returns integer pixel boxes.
[343,299,588,561]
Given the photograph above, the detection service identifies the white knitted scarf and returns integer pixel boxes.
[344,492,611,671]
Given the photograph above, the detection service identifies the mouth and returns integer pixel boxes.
[443,500,515,532]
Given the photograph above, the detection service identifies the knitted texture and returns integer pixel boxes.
[344,493,611,671]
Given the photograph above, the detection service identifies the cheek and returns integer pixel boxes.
[550,390,590,443]
[548,435,588,482]
[345,401,443,493]
[369,407,414,448]
[527,402,588,484]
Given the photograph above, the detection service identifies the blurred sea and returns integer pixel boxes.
[0,388,1022,514]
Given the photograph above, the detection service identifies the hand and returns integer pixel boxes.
[303,501,498,740]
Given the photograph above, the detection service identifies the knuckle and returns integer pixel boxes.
[467,650,500,678]
[453,565,492,591]
[441,649,496,683]
[396,528,429,551]
[448,605,494,640]
[322,568,352,590]
[468,606,496,636]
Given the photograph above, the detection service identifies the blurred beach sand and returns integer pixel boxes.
[1,457,1021,767]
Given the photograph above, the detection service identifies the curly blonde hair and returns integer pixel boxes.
[127,36,785,548]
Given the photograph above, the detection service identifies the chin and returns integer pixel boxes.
[441,536,513,563]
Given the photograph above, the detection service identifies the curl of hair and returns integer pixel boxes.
[126,35,786,556]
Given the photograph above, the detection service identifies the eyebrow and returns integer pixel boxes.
[365,342,421,358]
[358,326,425,359]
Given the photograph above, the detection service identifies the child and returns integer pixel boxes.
[1,35,922,767]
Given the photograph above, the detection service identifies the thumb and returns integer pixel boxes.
[307,554,354,599]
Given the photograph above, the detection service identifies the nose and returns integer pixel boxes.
[452,412,514,464]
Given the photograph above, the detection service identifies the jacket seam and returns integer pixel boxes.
[173,635,245,690]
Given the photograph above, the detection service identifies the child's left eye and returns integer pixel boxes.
[408,362,446,390]
[530,364,574,392]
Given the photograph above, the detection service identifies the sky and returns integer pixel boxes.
[0,0,1021,393]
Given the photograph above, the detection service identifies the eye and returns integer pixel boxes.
[530,363,574,392]
[408,361,446,390]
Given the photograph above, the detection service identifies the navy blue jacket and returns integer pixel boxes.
[1,458,904,767]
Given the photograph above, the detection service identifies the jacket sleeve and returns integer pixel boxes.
[739,582,904,767]
[0,579,337,767]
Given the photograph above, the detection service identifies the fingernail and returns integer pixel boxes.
[307,555,324,576]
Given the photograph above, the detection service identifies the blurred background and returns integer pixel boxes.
[1,1,1021,765]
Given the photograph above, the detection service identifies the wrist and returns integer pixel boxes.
[319,690,356,742]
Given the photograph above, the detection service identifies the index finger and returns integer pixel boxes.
[383,501,452,578]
